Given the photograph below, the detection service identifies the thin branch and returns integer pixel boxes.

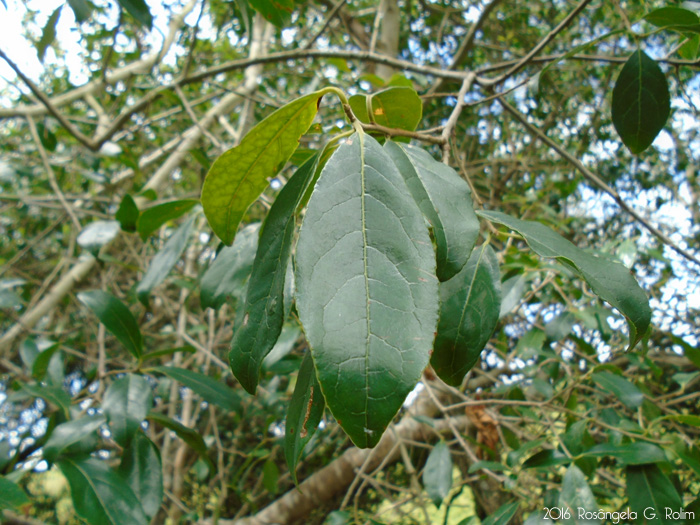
[303,0,349,50]
[440,74,475,163]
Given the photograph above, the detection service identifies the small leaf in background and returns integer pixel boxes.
[19,338,39,370]
[482,501,520,525]
[200,222,260,310]
[140,345,195,362]
[644,7,700,33]
[349,87,423,132]
[58,457,148,525]
[103,374,152,447]
[499,274,526,318]
[230,155,317,394]
[262,459,279,494]
[478,210,651,349]
[583,442,667,465]
[77,290,142,358]
[36,6,62,62]
[285,352,326,483]
[67,0,92,22]
[31,342,60,381]
[431,244,501,386]
[118,432,163,519]
[43,415,107,462]
[384,141,479,281]
[154,366,240,411]
[247,0,294,27]
[146,412,215,474]
[0,476,30,510]
[36,121,57,151]
[422,440,452,506]
[522,449,571,469]
[116,194,139,233]
[626,464,682,525]
[136,214,195,307]
[137,199,198,241]
[77,220,121,256]
[21,383,71,417]
[611,49,670,154]
[558,465,600,524]
[592,371,643,410]
[116,0,152,29]
[202,91,324,246]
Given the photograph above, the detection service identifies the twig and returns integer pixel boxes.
[440,74,475,164]
[303,0,348,50]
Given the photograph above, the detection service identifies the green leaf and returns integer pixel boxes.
[230,155,317,394]
[140,345,194,362]
[77,220,121,256]
[468,460,507,473]
[21,383,71,417]
[136,214,195,307]
[202,91,324,246]
[262,459,279,494]
[422,440,452,506]
[592,371,643,409]
[482,501,520,525]
[146,412,215,473]
[58,457,148,525]
[285,352,326,483]
[19,338,39,370]
[384,141,479,281]
[248,0,294,27]
[0,476,30,510]
[37,6,62,62]
[116,194,139,233]
[673,444,700,477]
[431,244,501,386]
[116,0,152,28]
[200,222,260,310]
[118,432,163,519]
[67,0,92,22]
[103,374,152,447]
[558,465,600,524]
[349,87,423,132]
[136,199,198,241]
[43,415,107,462]
[154,367,240,411]
[295,134,438,448]
[583,442,667,465]
[644,7,700,34]
[626,465,683,525]
[522,449,571,469]
[77,290,143,358]
[32,342,60,381]
[477,210,651,350]
[611,49,670,154]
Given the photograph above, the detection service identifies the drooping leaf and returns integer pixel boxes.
[230,155,317,394]
[154,367,241,411]
[200,222,260,310]
[118,432,163,519]
[477,210,651,349]
[422,440,452,506]
[58,457,148,525]
[77,220,121,256]
[384,141,479,281]
[591,371,643,410]
[136,199,198,241]
[262,459,279,494]
[583,442,667,465]
[611,49,670,154]
[295,133,438,448]
[43,415,107,462]
[202,91,325,246]
[0,476,29,510]
[431,244,501,386]
[482,501,520,525]
[136,214,195,307]
[103,374,152,447]
[522,449,571,469]
[77,290,142,358]
[116,0,152,28]
[626,465,683,525]
[37,6,62,62]
[558,465,600,524]
[116,194,139,233]
[146,412,215,473]
[247,0,294,27]
[67,0,92,22]
[644,7,700,34]
[285,352,326,483]
[349,87,423,132]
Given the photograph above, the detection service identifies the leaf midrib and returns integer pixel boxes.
[358,131,371,442]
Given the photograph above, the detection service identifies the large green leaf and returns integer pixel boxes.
[591,371,643,410]
[118,432,163,519]
[0,476,29,510]
[477,210,650,349]
[558,465,600,524]
[230,155,317,394]
[146,412,214,473]
[626,465,683,524]
[154,366,240,411]
[43,415,107,462]
[116,0,152,29]
[136,214,195,307]
[200,222,260,310]
[431,244,501,386]
[295,133,438,448]
[349,87,423,132]
[137,199,199,241]
[582,442,667,465]
[611,49,670,154]
[77,290,142,358]
[103,374,152,447]
[284,352,326,483]
[384,141,479,281]
[644,7,700,34]
[422,440,452,506]
[522,449,571,469]
[202,92,324,246]
[58,457,148,525]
